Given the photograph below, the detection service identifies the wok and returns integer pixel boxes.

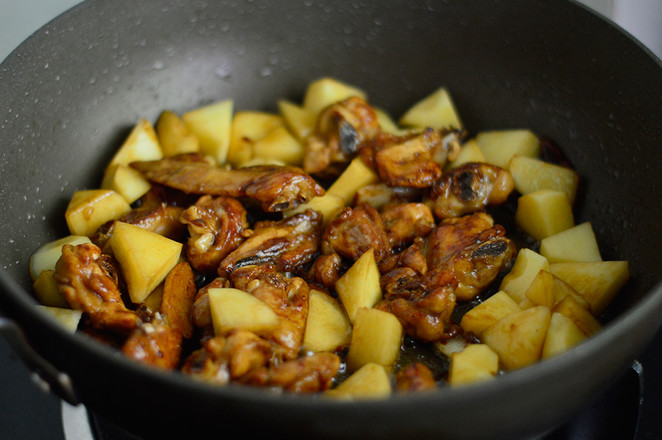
[1,0,661,439]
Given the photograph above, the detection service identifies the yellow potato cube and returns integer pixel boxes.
[335,249,382,323]
[327,156,379,205]
[252,126,305,166]
[525,270,557,308]
[475,129,540,168]
[107,118,163,169]
[29,235,91,280]
[482,305,551,370]
[508,155,580,204]
[540,222,602,263]
[303,77,367,115]
[326,362,391,400]
[228,111,283,167]
[446,139,486,169]
[65,189,131,237]
[109,222,182,303]
[398,87,462,129]
[36,306,82,333]
[550,274,590,310]
[278,100,316,141]
[460,291,521,337]
[552,295,601,337]
[302,290,352,352]
[346,307,403,372]
[33,270,69,308]
[182,99,233,164]
[549,261,629,315]
[542,312,587,359]
[284,193,345,227]
[449,344,499,386]
[515,190,574,241]
[207,287,280,336]
[374,108,408,135]
[155,110,200,156]
[499,249,550,304]
[101,164,152,204]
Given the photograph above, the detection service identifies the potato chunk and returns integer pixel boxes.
[208,287,280,336]
[398,87,462,130]
[539,222,602,263]
[33,270,69,308]
[515,189,574,241]
[278,100,316,141]
[36,306,82,333]
[107,118,163,169]
[326,156,380,205]
[346,307,403,372]
[326,362,391,400]
[508,155,579,204]
[475,129,540,168]
[29,234,91,280]
[552,295,601,337]
[335,249,382,323]
[302,290,352,353]
[460,291,521,338]
[228,111,283,167]
[446,139,486,169]
[252,126,305,166]
[449,344,499,386]
[182,99,233,164]
[101,164,152,204]
[155,110,200,156]
[285,193,345,227]
[65,189,131,237]
[542,312,587,359]
[499,249,549,304]
[303,77,367,115]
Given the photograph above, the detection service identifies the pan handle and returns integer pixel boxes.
[0,316,80,406]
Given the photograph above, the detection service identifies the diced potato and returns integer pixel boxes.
[302,290,352,352]
[508,155,580,204]
[346,307,403,372]
[482,306,551,370]
[398,87,462,130]
[33,270,69,308]
[335,249,382,323]
[446,139,486,169]
[499,249,550,304]
[539,222,602,263]
[101,164,152,204]
[252,126,305,166]
[524,270,557,309]
[460,291,521,337]
[284,193,345,227]
[325,362,391,400]
[65,189,131,237]
[549,261,629,315]
[542,312,587,359]
[182,99,233,164]
[228,111,283,167]
[449,344,499,386]
[155,110,200,156]
[278,100,316,141]
[36,306,82,333]
[434,334,469,357]
[239,158,287,167]
[515,190,574,241]
[207,287,280,336]
[475,129,540,168]
[303,77,367,115]
[374,108,408,135]
[109,222,182,304]
[107,118,163,169]
[142,283,164,313]
[551,274,590,310]
[552,295,602,337]
[29,235,91,280]
[326,156,379,205]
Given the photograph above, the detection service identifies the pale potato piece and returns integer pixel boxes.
[33,270,69,308]
[107,118,163,169]
[446,139,486,169]
[515,189,574,241]
[542,312,587,359]
[449,344,499,386]
[65,189,131,237]
[302,290,352,353]
[238,158,287,167]
[325,362,391,400]
[303,77,367,115]
[552,295,601,337]
[142,283,164,313]
[346,307,403,372]
[101,164,152,204]
[398,87,462,130]
[29,235,91,280]
[252,125,305,166]
[460,291,521,338]
[155,110,200,156]
[540,222,602,263]
[434,334,469,357]
[374,107,409,135]
[182,99,233,164]
[524,270,557,309]
[508,155,579,204]
[284,193,345,227]
[109,222,182,303]
[482,305,551,370]
[335,249,382,323]
[207,287,280,336]
[36,306,82,333]
[499,249,550,304]
[228,111,283,167]
[277,100,316,141]
[551,274,590,310]
[475,129,540,168]
[326,156,379,205]
[549,261,629,315]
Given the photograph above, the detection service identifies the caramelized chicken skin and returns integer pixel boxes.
[395,362,437,393]
[122,316,183,370]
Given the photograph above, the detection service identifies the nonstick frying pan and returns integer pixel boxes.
[1,1,661,439]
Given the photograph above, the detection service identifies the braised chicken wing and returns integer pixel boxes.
[122,315,183,370]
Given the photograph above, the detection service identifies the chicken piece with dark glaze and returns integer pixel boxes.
[353,182,421,210]
[425,162,514,220]
[122,315,183,370]
[311,252,344,289]
[180,195,250,274]
[303,96,381,177]
[380,202,435,250]
[395,362,437,393]
[54,243,139,334]
[131,154,324,212]
[219,209,323,276]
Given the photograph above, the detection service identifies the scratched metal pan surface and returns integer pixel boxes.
[0,1,661,439]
